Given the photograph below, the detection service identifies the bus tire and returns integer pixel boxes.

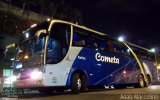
[134,75,144,88]
[71,73,81,94]
[81,74,88,92]
[144,75,150,87]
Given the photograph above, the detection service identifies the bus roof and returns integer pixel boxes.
[125,41,151,52]
[19,19,152,52]
[51,19,107,36]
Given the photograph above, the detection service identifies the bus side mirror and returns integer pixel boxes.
[35,29,49,38]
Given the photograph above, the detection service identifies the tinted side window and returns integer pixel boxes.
[73,27,104,49]
[130,46,155,60]
[72,27,131,56]
[112,41,131,56]
[73,27,89,47]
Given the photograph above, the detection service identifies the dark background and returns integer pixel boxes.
[1,0,160,51]
[68,0,160,51]
[0,0,160,73]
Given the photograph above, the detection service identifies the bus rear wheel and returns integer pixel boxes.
[134,75,144,88]
[144,75,150,87]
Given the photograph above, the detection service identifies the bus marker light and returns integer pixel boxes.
[123,71,126,74]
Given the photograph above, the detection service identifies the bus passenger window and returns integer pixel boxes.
[114,48,117,52]
[99,42,105,50]
[73,30,87,47]
[106,40,114,52]
[93,43,98,48]
[122,48,130,56]
[76,40,86,47]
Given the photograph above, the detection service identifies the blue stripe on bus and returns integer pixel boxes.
[66,48,141,86]
[94,58,135,85]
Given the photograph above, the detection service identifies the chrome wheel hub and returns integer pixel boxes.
[140,78,144,87]
[77,78,81,90]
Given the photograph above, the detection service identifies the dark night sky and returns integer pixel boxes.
[67,0,160,51]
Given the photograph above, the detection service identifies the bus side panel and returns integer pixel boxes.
[105,59,141,85]
[93,51,141,85]
[66,47,141,86]
[66,48,95,86]
[43,47,82,86]
[66,48,107,86]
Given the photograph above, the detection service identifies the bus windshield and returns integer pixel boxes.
[14,22,71,69]
[14,22,50,69]
[19,21,50,43]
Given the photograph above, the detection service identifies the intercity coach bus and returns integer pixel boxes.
[13,19,158,93]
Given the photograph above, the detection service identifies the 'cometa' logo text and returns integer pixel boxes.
[95,53,119,64]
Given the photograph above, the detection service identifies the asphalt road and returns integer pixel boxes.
[1,85,160,100]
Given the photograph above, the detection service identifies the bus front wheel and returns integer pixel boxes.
[80,74,88,92]
[71,73,82,93]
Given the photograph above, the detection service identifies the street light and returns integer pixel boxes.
[118,36,124,42]
[25,32,29,38]
[10,58,14,61]
[31,23,37,28]
[47,18,51,21]
[150,48,157,65]
[151,48,155,53]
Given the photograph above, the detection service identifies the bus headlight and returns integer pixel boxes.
[30,71,42,80]
[11,76,17,82]
[6,76,17,83]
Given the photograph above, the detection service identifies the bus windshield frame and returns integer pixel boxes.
[14,21,50,69]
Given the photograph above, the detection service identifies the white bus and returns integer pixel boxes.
[13,19,158,93]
